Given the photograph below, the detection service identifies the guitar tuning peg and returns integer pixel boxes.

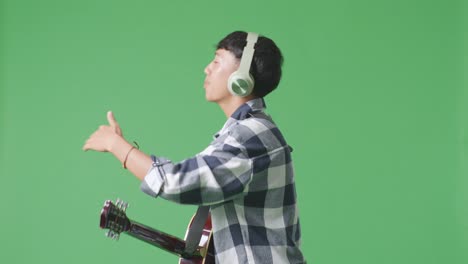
[115,198,128,211]
[106,230,120,240]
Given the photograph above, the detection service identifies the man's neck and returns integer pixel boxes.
[218,95,257,118]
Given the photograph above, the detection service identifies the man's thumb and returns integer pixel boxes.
[107,111,118,127]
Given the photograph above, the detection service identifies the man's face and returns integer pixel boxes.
[203,49,239,103]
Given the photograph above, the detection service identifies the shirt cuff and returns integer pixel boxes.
[140,157,166,197]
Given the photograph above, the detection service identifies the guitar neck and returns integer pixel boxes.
[126,220,203,259]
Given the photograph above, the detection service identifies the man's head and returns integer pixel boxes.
[204,31,283,103]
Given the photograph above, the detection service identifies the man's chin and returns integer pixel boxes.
[205,94,215,102]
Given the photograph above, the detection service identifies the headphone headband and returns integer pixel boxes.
[237,32,258,75]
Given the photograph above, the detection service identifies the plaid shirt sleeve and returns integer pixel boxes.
[140,125,254,205]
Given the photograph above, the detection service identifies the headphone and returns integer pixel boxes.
[227,32,259,97]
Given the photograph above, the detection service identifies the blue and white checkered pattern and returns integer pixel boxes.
[141,98,305,263]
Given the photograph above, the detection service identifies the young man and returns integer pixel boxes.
[83,31,305,263]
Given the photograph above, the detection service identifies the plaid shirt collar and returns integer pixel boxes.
[230,97,266,120]
[214,98,266,139]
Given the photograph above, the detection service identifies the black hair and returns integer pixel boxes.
[216,31,284,98]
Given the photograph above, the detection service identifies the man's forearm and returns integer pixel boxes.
[110,135,153,181]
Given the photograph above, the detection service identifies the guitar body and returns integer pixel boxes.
[179,214,215,264]
[100,199,215,263]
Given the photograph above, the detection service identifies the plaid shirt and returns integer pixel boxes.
[141,98,305,263]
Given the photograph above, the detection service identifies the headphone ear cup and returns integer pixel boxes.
[228,71,254,97]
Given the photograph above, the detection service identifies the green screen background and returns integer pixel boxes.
[0,0,466,263]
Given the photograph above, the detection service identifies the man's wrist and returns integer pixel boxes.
[109,134,129,156]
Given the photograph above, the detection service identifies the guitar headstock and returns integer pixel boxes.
[100,199,130,240]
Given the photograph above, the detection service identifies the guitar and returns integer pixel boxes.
[99,199,215,264]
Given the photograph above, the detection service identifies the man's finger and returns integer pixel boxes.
[107,111,118,128]
[82,138,91,151]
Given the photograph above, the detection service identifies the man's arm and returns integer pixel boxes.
[140,135,253,205]
[83,111,253,206]
[141,134,252,205]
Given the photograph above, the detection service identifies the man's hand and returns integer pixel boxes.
[83,111,124,152]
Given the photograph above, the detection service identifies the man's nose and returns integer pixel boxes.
[204,63,211,75]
